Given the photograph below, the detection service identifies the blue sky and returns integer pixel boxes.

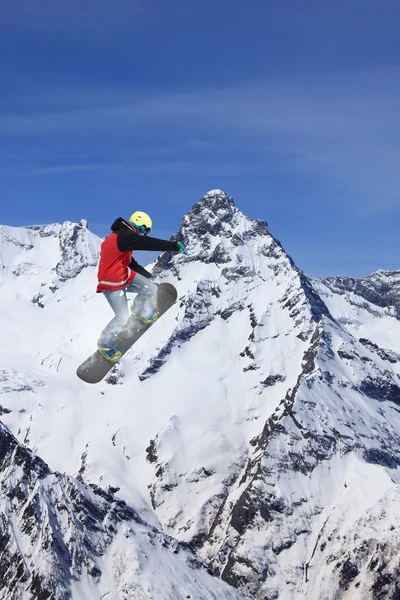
[0,0,399,277]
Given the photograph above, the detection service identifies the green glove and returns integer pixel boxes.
[176,241,185,253]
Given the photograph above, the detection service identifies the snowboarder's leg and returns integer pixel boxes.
[97,288,129,360]
[126,273,159,324]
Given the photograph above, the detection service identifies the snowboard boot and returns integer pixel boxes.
[136,307,159,325]
[97,344,122,363]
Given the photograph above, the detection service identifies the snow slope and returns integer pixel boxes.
[314,270,400,354]
[1,191,399,599]
[0,420,249,600]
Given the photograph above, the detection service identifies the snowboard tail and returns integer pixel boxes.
[77,282,177,384]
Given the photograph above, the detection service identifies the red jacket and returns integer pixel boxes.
[97,217,180,293]
[97,233,136,292]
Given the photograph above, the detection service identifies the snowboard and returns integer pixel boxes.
[77,282,178,384]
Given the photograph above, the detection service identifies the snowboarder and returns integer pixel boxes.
[96,211,184,362]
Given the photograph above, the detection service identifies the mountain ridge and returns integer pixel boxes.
[1,189,399,599]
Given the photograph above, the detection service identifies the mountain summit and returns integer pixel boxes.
[1,190,399,600]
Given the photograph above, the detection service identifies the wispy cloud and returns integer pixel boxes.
[1,66,399,212]
[0,159,271,179]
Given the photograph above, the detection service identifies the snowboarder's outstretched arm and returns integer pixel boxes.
[117,231,180,253]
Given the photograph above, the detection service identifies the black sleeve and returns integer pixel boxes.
[128,258,153,279]
[117,230,179,253]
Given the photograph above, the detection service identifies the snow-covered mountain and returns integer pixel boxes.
[314,270,400,355]
[0,420,249,600]
[322,270,400,319]
[1,191,399,600]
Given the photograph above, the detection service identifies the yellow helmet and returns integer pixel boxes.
[129,211,152,232]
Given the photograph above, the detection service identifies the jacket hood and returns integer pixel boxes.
[111,217,133,232]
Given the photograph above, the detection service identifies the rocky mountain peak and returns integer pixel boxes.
[197,188,235,213]
[177,189,268,252]
[179,189,238,240]
[156,189,269,277]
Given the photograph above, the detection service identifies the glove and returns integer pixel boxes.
[176,241,185,253]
